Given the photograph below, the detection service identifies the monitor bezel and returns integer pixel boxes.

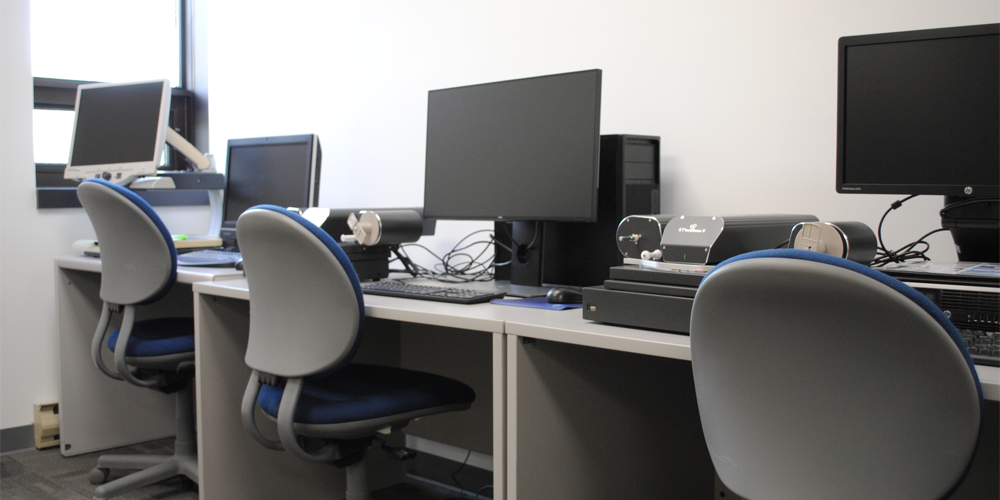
[835,23,1000,197]
[422,69,603,223]
[64,79,172,182]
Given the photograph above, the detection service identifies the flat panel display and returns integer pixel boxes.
[836,24,999,197]
[222,134,322,224]
[423,69,602,222]
[64,80,171,182]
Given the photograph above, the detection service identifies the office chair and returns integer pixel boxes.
[689,249,983,500]
[76,179,198,499]
[236,205,475,500]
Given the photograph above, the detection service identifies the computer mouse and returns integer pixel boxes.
[235,259,244,271]
[546,287,583,305]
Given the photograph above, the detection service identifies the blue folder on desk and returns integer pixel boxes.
[491,296,582,310]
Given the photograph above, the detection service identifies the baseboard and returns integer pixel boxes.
[1,425,36,454]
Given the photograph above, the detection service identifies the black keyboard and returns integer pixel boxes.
[959,329,1000,367]
[361,281,506,304]
[177,249,242,267]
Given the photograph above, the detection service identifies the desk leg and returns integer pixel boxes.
[505,334,518,500]
[493,332,506,500]
[57,268,176,457]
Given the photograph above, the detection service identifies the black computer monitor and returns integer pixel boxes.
[836,24,999,261]
[423,69,602,286]
[219,134,322,246]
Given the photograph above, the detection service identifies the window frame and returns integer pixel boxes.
[34,0,211,209]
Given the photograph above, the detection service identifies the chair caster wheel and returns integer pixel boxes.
[88,467,109,485]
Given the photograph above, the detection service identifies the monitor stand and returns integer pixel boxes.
[508,221,546,287]
[492,222,553,297]
[942,196,999,263]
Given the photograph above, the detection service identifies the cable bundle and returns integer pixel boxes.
[391,229,505,282]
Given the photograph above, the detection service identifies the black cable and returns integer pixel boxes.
[870,227,950,267]
[441,449,473,499]
[500,221,540,252]
[396,233,497,283]
[866,195,960,267]
[390,246,419,277]
[390,226,528,283]
[876,195,919,259]
[492,238,513,254]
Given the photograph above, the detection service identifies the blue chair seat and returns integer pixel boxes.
[107,318,195,357]
[257,364,476,425]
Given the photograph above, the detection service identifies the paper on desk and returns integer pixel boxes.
[490,296,582,310]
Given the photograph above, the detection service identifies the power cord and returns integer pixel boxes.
[500,221,540,252]
[869,195,950,267]
[390,229,498,282]
[442,449,472,500]
[499,221,542,266]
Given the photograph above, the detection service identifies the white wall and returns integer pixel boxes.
[0,0,211,429]
[1,0,49,432]
[205,0,998,259]
[1,0,997,430]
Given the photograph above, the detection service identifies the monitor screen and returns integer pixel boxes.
[64,80,171,183]
[423,69,602,222]
[836,24,999,197]
[220,134,322,243]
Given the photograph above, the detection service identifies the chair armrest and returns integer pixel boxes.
[241,371,285,451]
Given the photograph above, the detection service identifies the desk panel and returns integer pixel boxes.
[400,323,494,455]
[55,257,247,457]
[194,293,406,498]
[57,267,178,456]
[508,335,715,499]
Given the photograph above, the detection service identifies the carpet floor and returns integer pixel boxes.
[1,439,479,500]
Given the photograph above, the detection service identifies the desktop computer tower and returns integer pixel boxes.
[496,134,661,286]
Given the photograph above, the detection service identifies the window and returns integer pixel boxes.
[32,0,206,207]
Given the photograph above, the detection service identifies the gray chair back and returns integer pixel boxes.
[690,251,981,500]
[77,179,176,305]
[236,205,364,378]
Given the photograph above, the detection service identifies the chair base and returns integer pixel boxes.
[91,451,198,499]
[91,378,198,499]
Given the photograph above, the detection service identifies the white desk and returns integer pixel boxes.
[192,277,559,500]
[56,256,243,457]
[57,255,1000,499]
